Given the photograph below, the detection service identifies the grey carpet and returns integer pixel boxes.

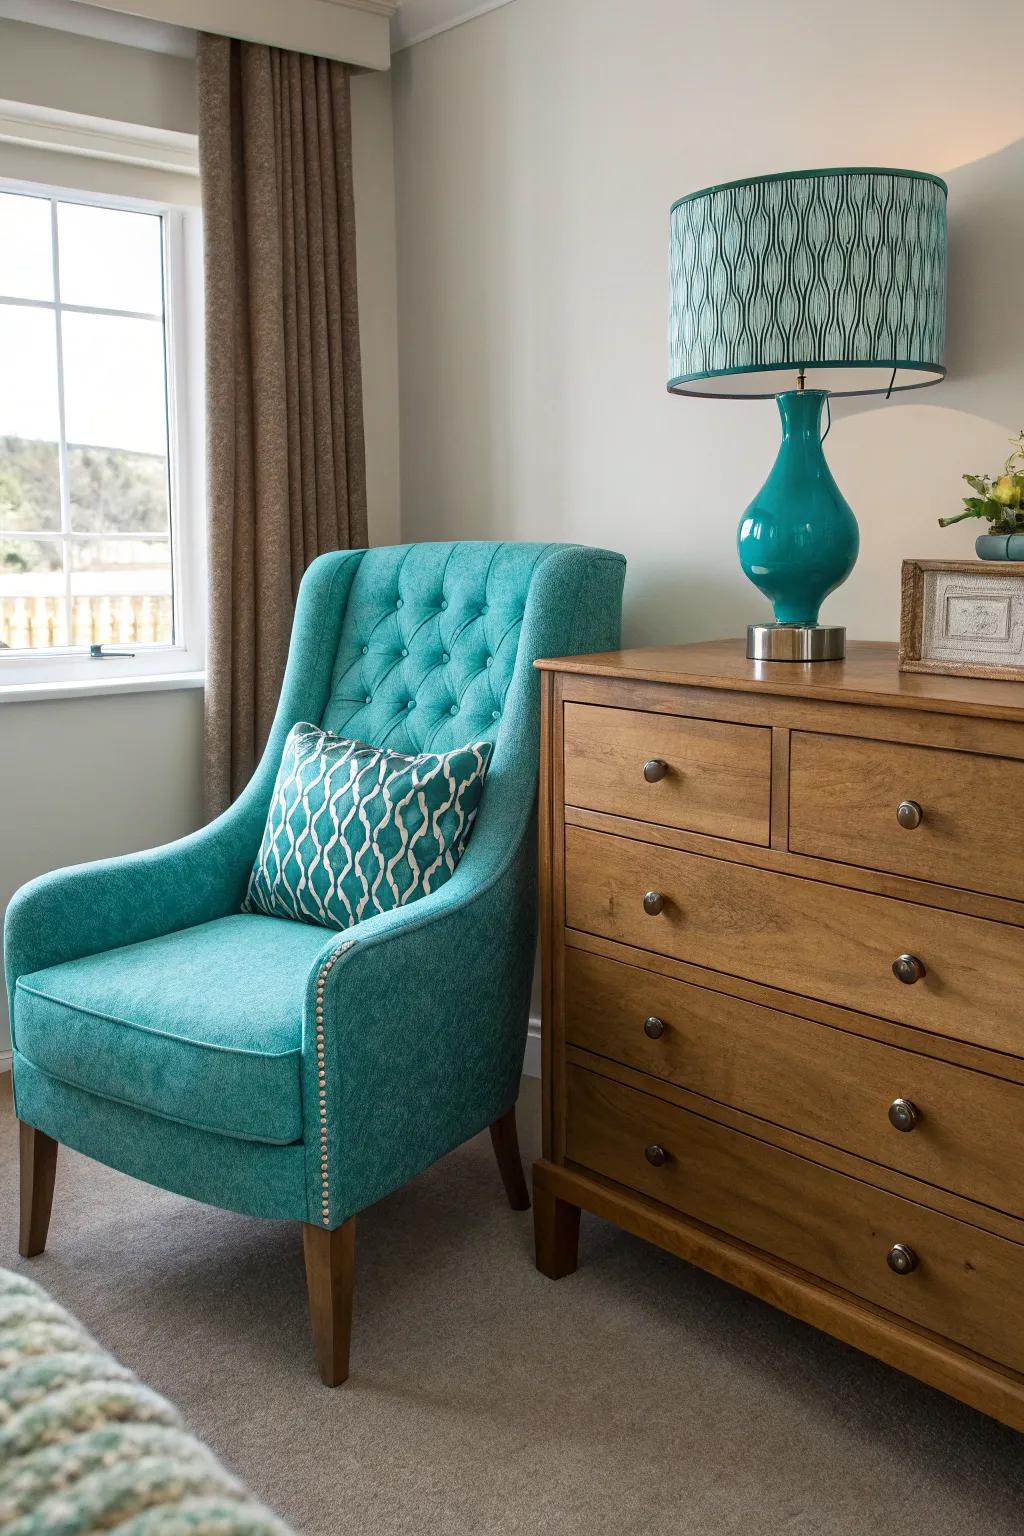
[2,1073,1022,1534]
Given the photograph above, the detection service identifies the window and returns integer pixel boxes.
[0,181,203,689]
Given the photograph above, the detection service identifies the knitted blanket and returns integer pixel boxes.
[0,1269,295,1535]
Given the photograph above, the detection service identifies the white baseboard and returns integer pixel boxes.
[523,1015,541,1079]
[0,1050,11,1075]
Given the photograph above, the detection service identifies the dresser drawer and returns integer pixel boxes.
[564,826,1024,1056]
[790,732,1024,900]
[562,702,771,845]
[566,948,1024,1217]
[567,1066,1024,1372]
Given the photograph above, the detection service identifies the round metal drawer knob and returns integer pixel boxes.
[892,953,927,985]
[888,1097,921,1133]
[643,891,665,916]
[886,1242,919,1276]
[644,1143,668,1167]
[643,759,668,783]
[643,1016,666,1040]
[896,799,923,830]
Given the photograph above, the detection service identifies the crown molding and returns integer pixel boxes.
[76,0,393,69]
[391,0,515,52]
[324,0,398,15]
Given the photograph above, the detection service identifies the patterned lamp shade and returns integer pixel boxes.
[668,168,947,398]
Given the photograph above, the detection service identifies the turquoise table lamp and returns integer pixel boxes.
[668,168,948,660]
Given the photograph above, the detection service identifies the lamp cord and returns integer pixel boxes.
[821,366,895,443]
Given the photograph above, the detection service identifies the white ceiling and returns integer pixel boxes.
[391,0,514,51]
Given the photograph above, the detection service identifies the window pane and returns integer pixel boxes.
[0,192,53,302]
[0,301,60,435]
[0,536,65,650]
[62,312,168,457]
[0,304,61,533]
[69,536,172,647]
[0,435,60,533]
[58,202,163,315]
[68,445,169,534]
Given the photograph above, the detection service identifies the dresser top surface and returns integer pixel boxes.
[537,639,1024,721]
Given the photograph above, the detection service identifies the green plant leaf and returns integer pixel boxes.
[939,506,985,527]
[950,434,1024,534]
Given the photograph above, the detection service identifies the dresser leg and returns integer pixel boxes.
[534,1178,581,1279]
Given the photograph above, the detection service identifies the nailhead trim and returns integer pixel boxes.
[314,942,354,1227]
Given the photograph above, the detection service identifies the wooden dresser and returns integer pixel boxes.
[533,639,1024,1430]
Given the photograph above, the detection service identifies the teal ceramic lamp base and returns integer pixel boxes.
[738,390,859,662]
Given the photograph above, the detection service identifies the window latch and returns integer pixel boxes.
[89,644,136,660]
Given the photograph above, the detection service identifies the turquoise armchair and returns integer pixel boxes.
[5,541,625,1384]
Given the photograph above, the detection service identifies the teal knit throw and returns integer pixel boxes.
[244,724,492,932]
[0,1268,293,1535]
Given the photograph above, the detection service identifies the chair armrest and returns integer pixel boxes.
[300,831,536,1227]
[4,794,264,992]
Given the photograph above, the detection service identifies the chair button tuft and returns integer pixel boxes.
[441,652,450,663]
[492,710,500,720]
[364,695,371,704]
[361,645,368,655]
[485,656,493,667]
[440,599,448,610]
[401,648,409,657]
[407,700,416,710]
[450,705,458,716]
[396,598,403,609]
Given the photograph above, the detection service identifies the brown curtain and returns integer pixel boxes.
[197,33,367,818]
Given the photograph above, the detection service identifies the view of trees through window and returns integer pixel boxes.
[0,188,174,654]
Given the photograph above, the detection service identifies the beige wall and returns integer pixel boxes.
[0,687,205,1052]
[391,0,1024,646]
[0,14,196,133]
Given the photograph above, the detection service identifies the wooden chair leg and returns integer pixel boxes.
[302,1218,355,1387]
[489,1105,530,1211]
[534,1178,581,1279]
[19,1121,58,1259]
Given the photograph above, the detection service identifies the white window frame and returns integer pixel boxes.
[0,174,205,694]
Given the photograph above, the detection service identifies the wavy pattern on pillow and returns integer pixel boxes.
[244,725,493,931]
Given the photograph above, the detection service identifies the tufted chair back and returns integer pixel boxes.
[320,542,540,755]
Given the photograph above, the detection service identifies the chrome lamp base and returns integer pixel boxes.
[746,622,846,662]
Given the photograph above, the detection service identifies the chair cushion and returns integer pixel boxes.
[244,724,492,931]
[12,915,331,1144]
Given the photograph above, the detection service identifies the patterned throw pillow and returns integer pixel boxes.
[244,724,493,931]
